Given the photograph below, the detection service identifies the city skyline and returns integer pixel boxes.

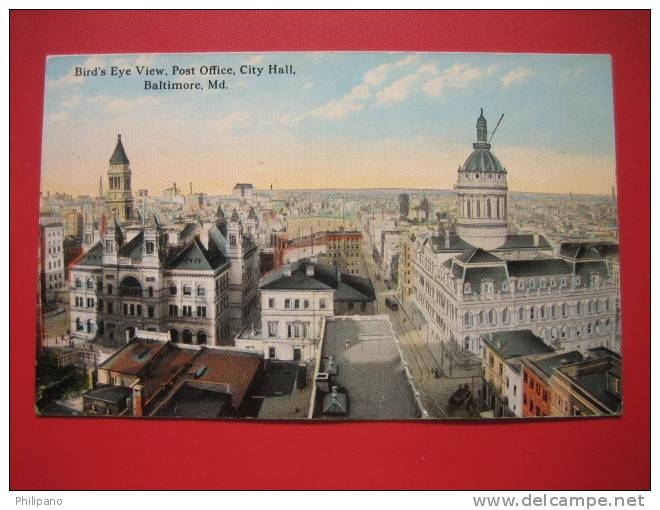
[41,52,616,196]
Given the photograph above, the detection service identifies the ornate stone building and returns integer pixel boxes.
[411,110,621,362]
[68,136,260,346]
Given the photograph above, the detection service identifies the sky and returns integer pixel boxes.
[41,52,617,196]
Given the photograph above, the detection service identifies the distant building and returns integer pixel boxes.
[398,193,410,218]
[309,315,425,419]
[138,189,149,198]
[233,183,254,199]
[325,230,363,275]
[39,214,65,304]
[63,208,84,238]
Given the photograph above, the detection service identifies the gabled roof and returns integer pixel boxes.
[109,134,129,165]
[75,242,104,267]
[456,248,502,264]
[166,237,228,271]
[118,231,144,259]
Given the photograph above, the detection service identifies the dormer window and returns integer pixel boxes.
[230,234,237,245]
[146,241,154,254]
[463,283,471,294]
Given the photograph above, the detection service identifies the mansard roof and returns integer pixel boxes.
[496,234,551,250]
[109,134,130,165]
[559,242,619,260]
[506,259,572,278]
[456,248,502,264]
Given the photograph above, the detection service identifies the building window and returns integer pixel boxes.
[197,306,207,318]
[183,285,192,296]
[348,302,354,311]
[75,318,83,331]
[268,298,275,308]
[169,304,178,316]
[304,300,310,309]
[197,285,206,297]
[170,329,179,343]
[197,331,207,345]
[169,284,177,296]
[148,287,154,297]
[148,306,154,318]
[320,299,326,309]
[146,241,154,254]
[294,299,300,309]
[182,330,193,344]
[284,299,291,309]
[268,347,276,359]
[75,278,82,288]
[268,321,277,337]
[183,305,192,316]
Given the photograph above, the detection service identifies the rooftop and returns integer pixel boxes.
[482,330,554,360]
[312,316,420,420]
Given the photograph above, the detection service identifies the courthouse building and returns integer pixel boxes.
[411,111,621,363]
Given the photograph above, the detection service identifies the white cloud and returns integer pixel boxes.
[245,55,266,65]
[376,65,433,104]
[501,67,534,88]
[307,98,364,120]
[46,111,70,124]
[422,63,492,98]
[362,54,419,87]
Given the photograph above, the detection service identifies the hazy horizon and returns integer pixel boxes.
[41,52,618,197]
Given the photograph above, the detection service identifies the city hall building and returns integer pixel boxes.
[411,111,621,363]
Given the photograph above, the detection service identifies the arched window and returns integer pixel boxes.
[487,199,492,218]
[197,330,207,345]
[464,312,470,327]
[169,329,179,343]
[587,322,593,335]
[476,200,481,217]
[75,278,82,288]
[540,305,546,319]
[87,279,94,289]
[561,326,567,339]
[530,307,535,320]
[169,283,177,296]
[479,311,485,325]
[120,276,142,297]
[577,301,582,315]
[551,304,556,318]
[605,298,610,311]
[75,318,83,331]
[466,200,471,218]
[463,337,470,351]
[197,285,206,297]
[183,285,192,296]
[182,330,193,344]
[502,308,509,324]
[146,241,154,254]
[518,307,525,322]
[107,284,113,295]
[488,309,496,325]
[148,286,154,298]
[87,319,93,333]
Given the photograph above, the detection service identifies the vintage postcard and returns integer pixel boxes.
[36,52,621,420]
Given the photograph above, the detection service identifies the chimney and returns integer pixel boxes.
[533,233,539,247]
[283,266,292,277]
[336,266,341,283]
[133,383,144,417]
[306,264,315,276]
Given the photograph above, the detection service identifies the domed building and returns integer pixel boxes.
[455,109,509,250]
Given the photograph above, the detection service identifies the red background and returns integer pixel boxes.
[10,10,650,490]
